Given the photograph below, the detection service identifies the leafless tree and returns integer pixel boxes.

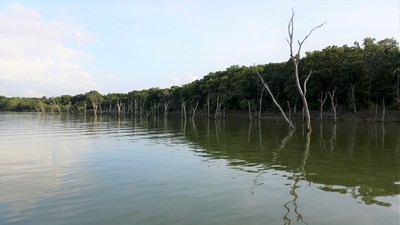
[286,9,326,132]
[327,87,337,123]
[258,88,264,119]
[318,91,328,120]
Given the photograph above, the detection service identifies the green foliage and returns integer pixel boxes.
[1,37,399,114]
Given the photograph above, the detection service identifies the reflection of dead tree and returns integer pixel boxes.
[283,131,310,225]
[283,175,308,225]
[181,116,187,135]
[250,129,296,196]
[247,121,252,142]
[330,123,337,152]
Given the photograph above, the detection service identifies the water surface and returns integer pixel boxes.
[0,113,399,225]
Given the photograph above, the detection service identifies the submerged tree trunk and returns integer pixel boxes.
[380,98,385,122]
[215,93,221,119]
[181,101,187,120]
[318,91,328,121]
[258,88,264,119]
[350,84,357,115]
[286,9,325,132]
[327,87,337,123]
[248,101,252,121]
[192,100,199,120]
[207,96,210,118]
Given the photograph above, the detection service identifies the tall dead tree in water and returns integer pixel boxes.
[286,9,326,132]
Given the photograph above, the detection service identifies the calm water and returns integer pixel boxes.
[0,112,399,225]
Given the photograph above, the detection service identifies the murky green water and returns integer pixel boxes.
[0,112,399,225]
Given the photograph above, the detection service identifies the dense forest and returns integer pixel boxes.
[1,37,399,120]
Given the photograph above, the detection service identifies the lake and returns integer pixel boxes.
[0,112,399,225]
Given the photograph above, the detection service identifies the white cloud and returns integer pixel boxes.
[0,3,97,97]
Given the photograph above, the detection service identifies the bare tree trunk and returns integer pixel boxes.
[287,101,291,121]
[327,87,337,123]
[192,100,199,120]
[52,98,61,114]
[84,102,87,116]
[181,101,187,120]
[215,93,221,119]
[37,99,46,115]
[116,99,122,115]
[207,96,210,118]
[393,68,400,101]
[286,9,325,132]
[248,101,252,121]
[164,102,170,117]
[350,84,357,115]
[258,88,264,119]
[318,91,328,121]
[380,98,385,122]
[66,102,74,113]
[255,65,295,130]
[374,103,378,122]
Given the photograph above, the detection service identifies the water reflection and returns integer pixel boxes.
[0,114,92,212]
[1,113,399,225]
[170,117,400,208]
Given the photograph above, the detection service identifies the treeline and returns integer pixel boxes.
[1,37,399,118]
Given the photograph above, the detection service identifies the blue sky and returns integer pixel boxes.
[0,0,399,97]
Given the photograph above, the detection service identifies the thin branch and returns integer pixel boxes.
[297,22,327,56]
[254,64,295,130]
[303,71,312,96]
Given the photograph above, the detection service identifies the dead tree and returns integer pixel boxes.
[191,100,199,120]
[318,91,328,120]
[258,88,265,119]
[51,98,61,114]
[350,84,357,114]
[255,65,295,130]
[380,98,385,122]
[36,99,46,115]
[88,92,99,117]
[181,101,187,120]
[164,101,170,117]
[215,93,221,119]
[327,87,337,123]
[116,99,123,115]
[248,101,252,121]
[393,68,400,101]
[66,102,74,114]
[286,9,326,132]
[206,96,211,118]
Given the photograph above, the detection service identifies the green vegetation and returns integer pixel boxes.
[1,38,399,118]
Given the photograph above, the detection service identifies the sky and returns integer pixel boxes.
[0,0,399,97]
